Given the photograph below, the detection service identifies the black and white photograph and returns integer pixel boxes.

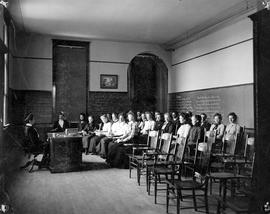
[0,0,270,214]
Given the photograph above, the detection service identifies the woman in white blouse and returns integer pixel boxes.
[88,114,112,154]
[177,112,191,138]
[107,111,139,168]
[139,111,155,144]
[140,111,155,135]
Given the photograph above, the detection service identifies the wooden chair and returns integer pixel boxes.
[128,130,159,185]
[210,134,238,172]
[149,135,186,204]
[209,132,255,199]
[216,155,255,214]
[143,133,173,194]
[145,133,173,193]
[216,185,254,214]
[223,130,255,175]
[165,135,214,214]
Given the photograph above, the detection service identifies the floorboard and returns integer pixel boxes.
[7,154,232,214]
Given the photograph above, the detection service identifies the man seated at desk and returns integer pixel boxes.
[51,111,70,132]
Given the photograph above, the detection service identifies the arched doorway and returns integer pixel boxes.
[127,53,168,112]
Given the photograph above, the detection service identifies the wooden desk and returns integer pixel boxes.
[49,134,82,173]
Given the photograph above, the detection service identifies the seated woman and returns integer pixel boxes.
[187,115,204,156]
[170,112,191,153]
[51,111,70,132]
[160,112,174,134]
[78,112,87,132]
[82,115,98,154]
[136,111,142,122]
[138,112,146,131]
[210,113,225,152]
[21,113,49,170]
[138,111,155,144]
[177,112,191,138]
[96,112,119,156]
[106,111,138,168]
[171,111,180,135]
[200,113,211,132]
[98,113,127,158]
[88,114,112,154]
[223,112,240,153]
[154,112,164,131]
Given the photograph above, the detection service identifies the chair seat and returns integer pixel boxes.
[210,172,245,179]
[154,167,173,174]
[132,155,143,160]
[166,179,203,189]
[211,162,224,168]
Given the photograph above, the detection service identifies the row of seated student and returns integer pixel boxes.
[22,110,241,170]
[73,110,240,167]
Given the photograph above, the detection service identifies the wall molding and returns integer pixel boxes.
[13,56,52,60]
[89,91,128,93]
[90,60,130,65]
[169,83,254,94]
[172,38,253,66]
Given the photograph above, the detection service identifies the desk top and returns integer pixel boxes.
[47,132,82,139]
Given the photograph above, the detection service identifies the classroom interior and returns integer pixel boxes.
[0,0,270,213]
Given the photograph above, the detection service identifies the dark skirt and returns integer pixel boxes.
[106,141,133,169]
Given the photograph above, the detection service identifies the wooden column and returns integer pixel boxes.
[251,9,270,212]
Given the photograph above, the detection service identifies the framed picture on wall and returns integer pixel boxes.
[100,74,118,89]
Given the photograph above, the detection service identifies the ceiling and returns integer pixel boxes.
[8,0,259,45]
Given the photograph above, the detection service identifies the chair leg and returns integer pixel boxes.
[146,166,149,192]
[210,178,214,195]
[129,159,132,178]
[177,189,180,214]
[231,180,235,197]
[217,198,221,214]
[192,189,197,211]
[205,189,209,214]
[137,165,141,186]
[154,174,157,204]
[179,190,183,201]
[148,170,151,195]
[219,180,222,196]
[166,184,169,214]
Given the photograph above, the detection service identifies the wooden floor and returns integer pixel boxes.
[7,154,229,214]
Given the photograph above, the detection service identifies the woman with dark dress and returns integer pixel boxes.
[106,111,138,168]
[160,112,174,134]
[154,112,164,131]
[187,115,204,156]
[78,112,87,132]
[81,115,98,154]
[21,113,49,170]
[51,111,70,132]
[171,111,180,135]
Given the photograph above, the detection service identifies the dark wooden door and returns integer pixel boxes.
[53,40,89,122]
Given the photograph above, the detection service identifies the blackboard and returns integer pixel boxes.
[169,83,254,128]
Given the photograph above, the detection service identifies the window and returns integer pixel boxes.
[3,22,8,126]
